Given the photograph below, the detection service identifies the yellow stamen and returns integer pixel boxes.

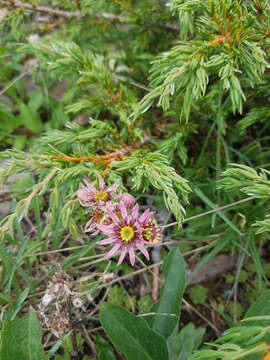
[120,225,135,242]
[143,222,160,243]
[93,191,109,202]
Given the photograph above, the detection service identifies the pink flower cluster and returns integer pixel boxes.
[77,176,162,265]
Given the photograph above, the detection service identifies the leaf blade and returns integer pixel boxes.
[100,304,169,360]
[1,309,47,360]
[148,248,186,339]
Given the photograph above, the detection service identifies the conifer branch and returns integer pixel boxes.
[50,135,151,165]
[1,1,178,30]
[1,0,126,21]
[0,169,57,238]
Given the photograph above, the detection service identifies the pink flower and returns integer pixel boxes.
[96,202,150,266]
[87,194,135,235]
[85,208,107,235]
[77,176,119,207]
[140,217,162,244]
[117,193,136,209]
[134,208,162,243]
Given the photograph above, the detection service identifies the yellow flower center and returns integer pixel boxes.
[143,220,161,243]
[143,227,152,241]
[120,225,135,242]
[93,191,109,202]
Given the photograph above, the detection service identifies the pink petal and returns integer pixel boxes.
[77,191,97,207]
[118,193,135,209]
[131,204,139,219]
[96,224,115,235]
[134,221,142,231]
[117,246,127,265]
[77,189,84,198]
[128,247,136,266]
[119,201,127,218]
[139,209,153,224]
[97,237,115,245]
[125,215,131,224]
[77,189,93,201]
[108,209,119,223]
[136,242,149,260]
[107,180,120,193]
[78,199,89,207]
[105,243,121,259]
[85,219,95,232]
[103,202,115,212]
[98,176,105,190]
[83,181,96,194]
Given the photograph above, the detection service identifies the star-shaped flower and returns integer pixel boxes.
[96,202,151,265]
[77,176,119,208]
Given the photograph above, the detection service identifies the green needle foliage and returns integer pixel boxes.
[190,290,270,360]
[1,0,270,358]
[139,0,268,121]
[219,164,270,233]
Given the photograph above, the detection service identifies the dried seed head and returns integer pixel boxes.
[49,311,70,338]
[37,267,89,338]
[72,297,84,309]
[41,267,72,306]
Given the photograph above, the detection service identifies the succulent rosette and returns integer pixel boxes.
[96,201,151,265]
[84,193,136,236]
[77,176,119,208]
[140,216,162,244]
[85,208,107,235]
[116,193,136,209]
[78,176,162,264]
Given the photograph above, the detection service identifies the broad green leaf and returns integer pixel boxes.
[100,304,169,360]
[19,103,43,134]
[0,309,47,360]
[50,105,68,129]
[28,91,44,111]
[13,134,27,149]
[248,232,268,289]
[0,106,19,133]
[245,290,270,326]
[147,248,186,339]
[168,323,205,360]
[96,335,116,360]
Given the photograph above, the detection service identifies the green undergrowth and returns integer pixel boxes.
[1,0,270,359]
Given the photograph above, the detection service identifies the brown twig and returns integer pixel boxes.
[208,33,231,46]
[163,196,256,229]
[88,326,102,334]
[82,325,97,357]
[1,1,178,31]
[138,312,178,319]
[151,266,160,302]
[151,246,161,302]
[71,330,79,358]
[51,135,151,166]
[88,288,110,318]
[25,245,87,258]
[1,0,125,20]
[51,154,106,165]
[96,261,163,290]
[183,299,221,336]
